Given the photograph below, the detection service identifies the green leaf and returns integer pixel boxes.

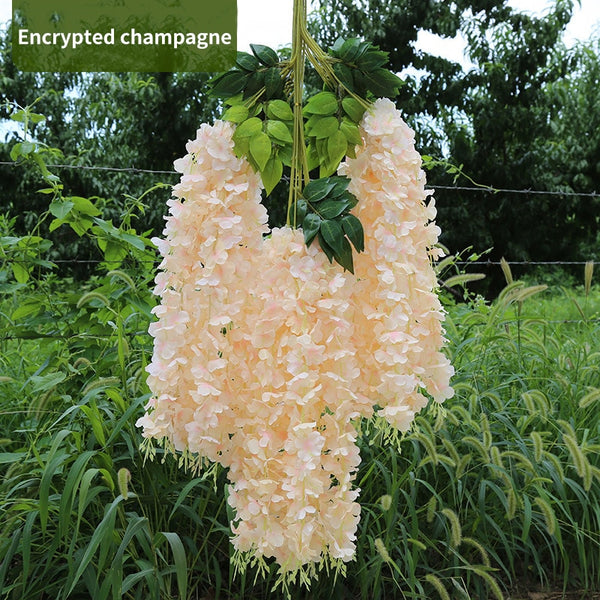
[342,97,366,123]
[266,120,293,144]
[120,232,146,251]
[266,99,294,121]
[303,178,336,202]
[294,199,308,226]
[104,241,127,264]
[357,50,389,70]
[223,104,249,123]
[243,70,266,98]
[251,44,279,66]
[264,67,283,99]
[261,156,283,195]
[302,213,321,246]
[12,299,42,320]
[306,142,320,171]
[327,129,348,166]
[340,120,362,145]
[70,196,101,217]
[30,372,67,393]
[278,145,293,167]
[210,70,248,98]
[341,214,364,252]
[317,231,335,263]
[334,62,355,91]
[12,262,29,283]
[249,132,272,171]
[319,159,340,178]
[338,38,363,62]
[334,236,354,273]
[365,69,404,98]
[309,116,340,139]
[304,92,339,116]
[236,51,260,71]
[49,199,74,220]
[317,198,351,219]
[330,37,345,54]
[234,117,263,138]
[320,219,345,255]
[328,176,351,197]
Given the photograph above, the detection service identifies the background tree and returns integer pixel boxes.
[311,0,599,287]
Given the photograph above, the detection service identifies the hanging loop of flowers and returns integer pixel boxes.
[137,0,454,590]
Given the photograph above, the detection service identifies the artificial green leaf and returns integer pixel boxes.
[264,67,283,99]
[306,142,320,171]
[356,50,388,70]
[233,135,250,158]
[319,159,340,178]
[328,176,351,197]
[243,70,266,99]
[261,156,283,195]
[249,132,272,171]
[49,199,74,220]
[310,116,339,139]
[327,129,348,166]
[330,37,345,54]
[236,51,260,71]
[334,236,354,273]
[364,69,404,98]
[250,44,279,66]
[339,190,358,210]
[294,199,308,226]
[278,145,293,167]
[210,70,248,98]
[304,92,338,116]
[266,100,294,121]
[320,219,345,255]
[223,104,249,123]
[340,120,362,145]
[334,63,355,91]
[338,38,362,62]
[317,198,351,219]
[317,231,335,263]
[303,178,336,202]
[234,117,263,138]
[303,213,321,246]
[342,97,366,123]
[224,93,244,106]
[266,120,293,144]
[341,214,365,252]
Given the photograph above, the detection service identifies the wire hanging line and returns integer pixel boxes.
[1,160,600,199]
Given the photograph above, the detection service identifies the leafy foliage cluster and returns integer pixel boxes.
[207,39,402,272]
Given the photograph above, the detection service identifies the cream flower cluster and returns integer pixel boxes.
[137,98,453,575]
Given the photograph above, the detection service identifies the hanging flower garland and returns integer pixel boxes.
[137,0,453,588]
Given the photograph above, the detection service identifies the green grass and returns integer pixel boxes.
[1,278,600,599]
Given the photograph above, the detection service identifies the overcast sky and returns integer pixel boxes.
[1,0,599,62]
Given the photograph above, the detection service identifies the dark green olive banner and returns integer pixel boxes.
[12,0,237,72]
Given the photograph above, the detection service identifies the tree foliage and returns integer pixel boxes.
[311,0,599,282]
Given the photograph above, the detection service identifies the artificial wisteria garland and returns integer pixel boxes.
[137,98,454,579]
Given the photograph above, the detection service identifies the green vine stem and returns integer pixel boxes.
[286,0,370,227]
